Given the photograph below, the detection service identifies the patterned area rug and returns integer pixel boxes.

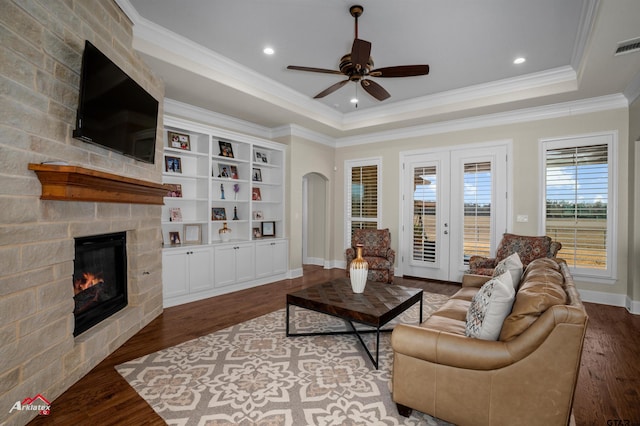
[116,291,452,426]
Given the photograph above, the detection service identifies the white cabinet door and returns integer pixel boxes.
[255,240,288,278]
[214,243,255,286]
[162,249,189,298]
[255,241,272,278]
[214,245,237,287]
[271,240,288,275]
[187,247,214,293]
[235,243,255,283]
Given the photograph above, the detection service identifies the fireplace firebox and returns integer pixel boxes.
[73,232,127,336]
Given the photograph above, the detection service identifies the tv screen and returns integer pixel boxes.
[73,40,159,164]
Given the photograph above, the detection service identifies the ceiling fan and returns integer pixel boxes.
[287,5,429,102]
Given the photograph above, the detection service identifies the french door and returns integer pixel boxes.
[401,144,508,282]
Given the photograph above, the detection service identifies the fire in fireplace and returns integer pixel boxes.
[73,232,127,336]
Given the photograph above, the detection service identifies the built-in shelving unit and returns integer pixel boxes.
[160,116,287,307]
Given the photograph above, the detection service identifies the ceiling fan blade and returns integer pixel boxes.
[361,79,390,101]
[369,65,430,78]
[314,79,349,98]
[287,65,343,75]
[351,38,371,72]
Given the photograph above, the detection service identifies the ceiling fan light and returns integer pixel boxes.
[263,47,275,55]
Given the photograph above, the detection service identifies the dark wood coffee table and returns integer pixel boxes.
[286,278,423,369]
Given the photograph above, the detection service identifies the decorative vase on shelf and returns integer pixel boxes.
[219,222,232,242]
[349,244,368,293]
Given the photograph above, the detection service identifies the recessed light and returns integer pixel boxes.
[513,57,526,65]
[263,47,274,55]
[350,97,358,104]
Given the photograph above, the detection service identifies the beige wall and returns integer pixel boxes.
[629,98,640,304]
[306,173,328,261]
[0,1,164,424]
[332,108,630,299]
[277,135,334,273]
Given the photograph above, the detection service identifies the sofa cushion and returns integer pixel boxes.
[499,261,567,341]
[465,272,515,340]
[421,314,467,335]
[430,298,470,321]
[493,252,523,289]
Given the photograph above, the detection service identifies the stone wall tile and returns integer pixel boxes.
[21,239,73,271]
[36,276,73,311]
[0,1,43,44]
[0,223,69,246]
[0,245,21,276]
[20,299,72,336]
[0,289,37,325]
[0,323,18,350]
[0,366,20,395]
[0,265,56,297]
[0,47,37,91]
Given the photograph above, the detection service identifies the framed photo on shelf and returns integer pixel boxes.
[253,227,262,239]
[168,131,190,151]
[165,156,182,173]
[255,151,268,164]
[218,141,234,158]
[166,183,182,198]
[261,221,275,237]
[169,231,181,245]
[169,207,182,222]
[183,224,202,244]
[253,210,263,220]
[252,168,262,182]
[252,187,262,201]
[211,207,226,221]
[217,163,238,179]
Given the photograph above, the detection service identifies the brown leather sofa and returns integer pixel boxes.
[391,258,588,426]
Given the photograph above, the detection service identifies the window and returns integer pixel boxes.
[463,161,492,261]
[541,133,616,280]
[346,159,381,246]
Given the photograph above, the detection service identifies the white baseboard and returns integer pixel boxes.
[626,295,640,315]
[303,257,325,266]
[578,289,640,315]
[288,268,303,279]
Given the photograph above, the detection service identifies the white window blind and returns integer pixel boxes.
[346,160,380,245]
[463,162,492,261]
[544,143,609,272]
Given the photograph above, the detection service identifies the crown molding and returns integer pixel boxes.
[624,72,640,105]
[340,66,578,130]
[164,99,272,139]
[335,94,628,147]
[270,124,336,147]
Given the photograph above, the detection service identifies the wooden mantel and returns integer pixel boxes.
[28,163,169,205]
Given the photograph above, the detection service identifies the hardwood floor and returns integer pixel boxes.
[28,266,639,425]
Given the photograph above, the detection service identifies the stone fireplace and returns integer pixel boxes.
[0,1,166,425]
[73,232,128,337]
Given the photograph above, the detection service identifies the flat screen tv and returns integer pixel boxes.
[73,40,158,164]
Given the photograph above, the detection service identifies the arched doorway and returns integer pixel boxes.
[302,172,329,267]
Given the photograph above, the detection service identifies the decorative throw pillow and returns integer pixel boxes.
[493,252,524,290]
[465,271,516,340]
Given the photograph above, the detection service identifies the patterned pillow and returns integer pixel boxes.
[493,252,524,290]
[465,272,516,340]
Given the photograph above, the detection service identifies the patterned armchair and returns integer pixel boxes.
[346,228,396,283]
[468,233,562,276]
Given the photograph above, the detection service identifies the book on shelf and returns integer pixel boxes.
[169,207,182,222]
